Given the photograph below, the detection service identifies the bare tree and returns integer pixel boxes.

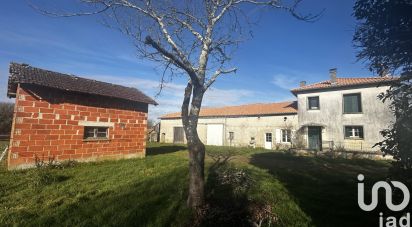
[31,0,318,208]
[0,102,14,135]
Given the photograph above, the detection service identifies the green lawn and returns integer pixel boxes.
[0,143,390,226]
[0,141,8,169]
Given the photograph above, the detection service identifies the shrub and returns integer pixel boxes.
[30,155,72,187]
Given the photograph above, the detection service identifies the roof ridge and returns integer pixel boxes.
[11,62,143,92]
[201,101,295,109]
[160,101,297,119]
[291,75,399,94]
[8,62,158,105]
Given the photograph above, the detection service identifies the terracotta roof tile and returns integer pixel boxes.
[291,77,398,94]
[160,101,297,119]
[7,62,158,105]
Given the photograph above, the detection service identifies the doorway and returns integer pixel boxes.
[308,126,322,151]
[207,124,224,146]
[173,127,185,144]
[264,133,273,149]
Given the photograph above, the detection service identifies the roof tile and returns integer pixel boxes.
[160,101,297,119]
[7,62,157,105]
[291,77,398,94]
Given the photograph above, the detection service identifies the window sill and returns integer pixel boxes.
[83,138,111,142]
[344,138,364,141]
[343,112,363,114]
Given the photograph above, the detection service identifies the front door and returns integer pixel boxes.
[308,126,322,150]
[264,133,273,149]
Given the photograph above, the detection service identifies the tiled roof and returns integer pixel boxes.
[7,62,158,105]
[291,77,398,94]
[160,101,297,119]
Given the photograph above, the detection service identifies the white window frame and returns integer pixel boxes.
[344,126,364,140]
[281,129,291,143]
[84,126,109,140]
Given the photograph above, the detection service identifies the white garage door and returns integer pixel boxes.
[207,124,223,146]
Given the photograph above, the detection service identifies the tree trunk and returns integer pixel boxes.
[187,135,205,208]
[182,84,206,208]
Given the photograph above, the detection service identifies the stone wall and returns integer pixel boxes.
[160,114,298,148]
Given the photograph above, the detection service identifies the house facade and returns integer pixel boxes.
[7,63,157,170]
[160,69,397,153]
[291,69,397,152]
[160,102,298,149]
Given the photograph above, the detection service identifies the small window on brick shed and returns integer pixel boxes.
[84,127,109,139]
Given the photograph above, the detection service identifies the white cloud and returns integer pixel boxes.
[271,73,300,90]
[87,74,264,121]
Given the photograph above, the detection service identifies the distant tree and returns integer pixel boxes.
[0,102,14,135]
[147,119,155,129]
[353,0,412,169]
[33,0,319,208]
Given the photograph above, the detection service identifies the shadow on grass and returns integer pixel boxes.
[14,167,191,227]
[249,152,390,227]
[146,145,187,156]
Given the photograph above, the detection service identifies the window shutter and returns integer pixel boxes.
[344,95,352,113]
[275,129,281,143]
[344,94,361,113]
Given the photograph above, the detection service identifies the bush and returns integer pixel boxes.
[30,155,73,187]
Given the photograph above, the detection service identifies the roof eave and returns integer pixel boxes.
[160,112,298,120]
[290,81,395,95]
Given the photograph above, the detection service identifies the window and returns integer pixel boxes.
[308,96,320,110]
[281,129,291,143]
[229,132,234,140]
[343,93,362,113]
[344,126,364,139]
[84,127,109,140]
[265,133,272,142]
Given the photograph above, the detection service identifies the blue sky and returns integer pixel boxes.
[0,0,372,120]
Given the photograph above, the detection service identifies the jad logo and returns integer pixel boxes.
[357,174,411,227]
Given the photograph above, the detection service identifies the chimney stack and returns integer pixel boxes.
[330,68,337,84]
[300,81,306,87]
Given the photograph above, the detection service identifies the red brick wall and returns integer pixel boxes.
[8,84,148,169]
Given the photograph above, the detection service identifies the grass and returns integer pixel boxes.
[0,143,391,226]
[0,141,8,169]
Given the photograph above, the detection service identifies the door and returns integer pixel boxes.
[264,133,273,149]
[173,127,185,144]
[207,124,223,146]
[308,126,322,150]
[161,133,165,143]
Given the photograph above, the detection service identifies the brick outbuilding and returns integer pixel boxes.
[7,63,157,170]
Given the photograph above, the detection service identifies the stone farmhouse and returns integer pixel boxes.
[160,69,398,152]
[7,63,157,170]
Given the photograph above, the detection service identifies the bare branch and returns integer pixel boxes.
[144,36,199,85]
[29,0,113,17]
[205,67,237,89]
[167,15,204,42]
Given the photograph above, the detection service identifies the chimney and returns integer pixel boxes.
[329,68,337,84]
[300,81,306,87]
